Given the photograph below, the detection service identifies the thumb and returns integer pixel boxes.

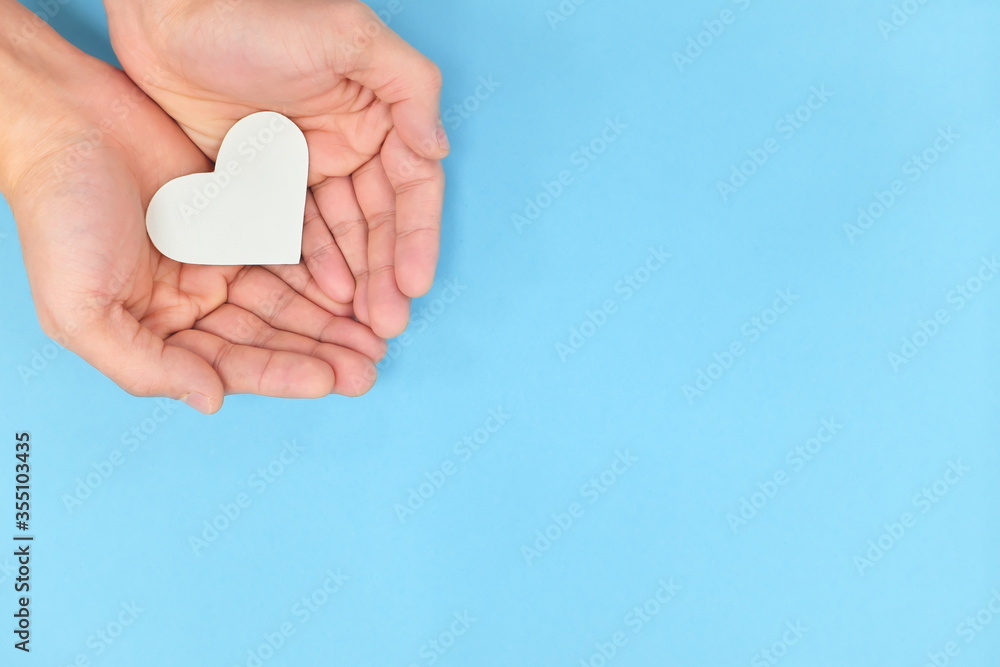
[67,304,225,414]
[339,5,448,159]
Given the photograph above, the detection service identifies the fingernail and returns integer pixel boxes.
[374,338,389,363]
[181,392,213,415]
[436,120,450,154]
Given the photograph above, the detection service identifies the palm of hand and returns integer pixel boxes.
[110,0,447,338]
[13,70,385,411]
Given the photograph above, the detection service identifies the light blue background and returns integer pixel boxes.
[1,0,999,665]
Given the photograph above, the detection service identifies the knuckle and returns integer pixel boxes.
[36,309,79,347]
[213,342,238,372]
[343,0,378,23]
[422,61,443,91]
[261,288,293,321]
[250,322,277,349]
[367,211,395,233]
[335,2,382,41]
[306,241,340,263]
[395,225,435,243]
[328,216,367,240]
[36,315,60,341]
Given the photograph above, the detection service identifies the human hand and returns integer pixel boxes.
[104,0,449,338]
[0,4,386,413]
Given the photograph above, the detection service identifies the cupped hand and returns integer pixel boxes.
[1,41,386,413]
[105,0,449,338]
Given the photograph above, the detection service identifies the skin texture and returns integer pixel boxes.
[0,0,387,413]
[104,0,449,339]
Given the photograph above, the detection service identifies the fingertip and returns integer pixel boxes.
[366,273,411,340]
[309,254,356,304]
[371,311,408,340]
[294,357,338,398]
[436,120,451,156]
[338,359,379,397]
[181,392,222,415]
[396,260,436,299]
[351,20,446,158]
[326,270,357,305]
[425,124,450,159]
[394,110,450,160]
[323,259,358,305]
[161,331,227,402]
[398,275,432,299]
[371,336,389,363]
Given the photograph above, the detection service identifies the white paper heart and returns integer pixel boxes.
[146,111,308,265]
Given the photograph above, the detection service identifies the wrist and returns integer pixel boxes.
[102,0,189,93]
[103,0,198,46]
[0,2,123,196]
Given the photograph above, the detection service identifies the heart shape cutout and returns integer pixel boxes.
[146,111,308,265]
